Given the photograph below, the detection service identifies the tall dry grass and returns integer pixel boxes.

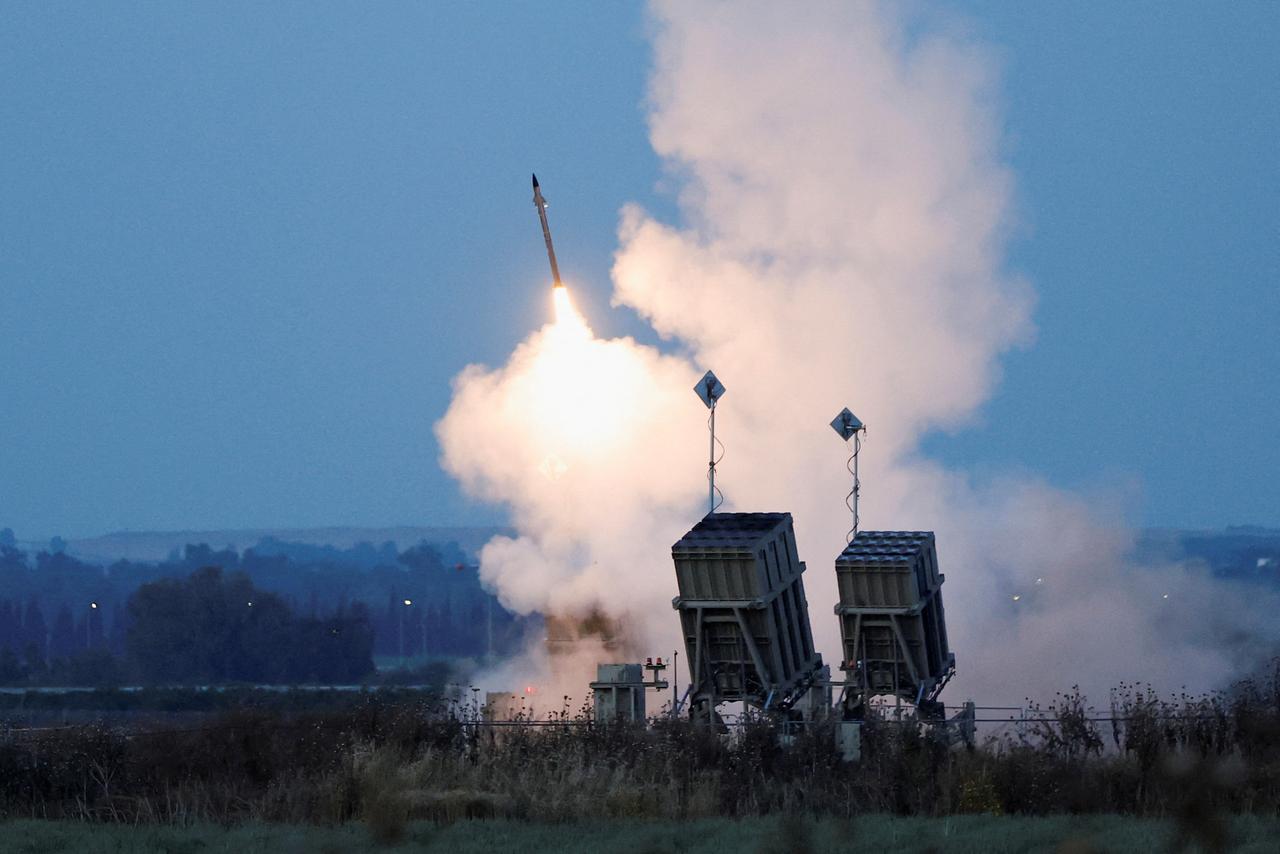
[0,666,1277,829]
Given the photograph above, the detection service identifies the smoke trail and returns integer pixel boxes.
[439,1,1277,704]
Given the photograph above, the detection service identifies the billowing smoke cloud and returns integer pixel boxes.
[438,308,703,623]
[438,0,1277,705]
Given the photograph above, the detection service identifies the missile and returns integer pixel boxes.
[531,173,563,288]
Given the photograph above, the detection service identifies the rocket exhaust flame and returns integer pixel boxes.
[551,285,585,331]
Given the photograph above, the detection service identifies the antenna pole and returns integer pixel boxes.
[695,370,725,516]
[831,407,867,544]
[850,432,862,540]
[673,649,678,710]
[708,403,716,515]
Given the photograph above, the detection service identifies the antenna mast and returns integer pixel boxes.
[830,407,867,542]
[695,370,726,515]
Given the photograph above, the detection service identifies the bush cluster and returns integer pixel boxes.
[0,668,1276,828]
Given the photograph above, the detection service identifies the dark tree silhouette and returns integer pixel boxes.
[126,567,374,684]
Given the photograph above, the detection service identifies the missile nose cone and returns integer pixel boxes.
[531,173,539,188]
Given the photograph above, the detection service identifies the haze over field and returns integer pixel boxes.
[46,526,505,566]
[438,1,1280,704]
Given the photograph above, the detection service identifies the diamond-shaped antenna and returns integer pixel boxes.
[830,407,864,441]
[694,370,725,409]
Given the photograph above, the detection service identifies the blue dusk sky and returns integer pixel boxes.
[1,1,1276,539]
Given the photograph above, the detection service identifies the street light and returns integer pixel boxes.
[87,602,99,650]
[399,599,413,666]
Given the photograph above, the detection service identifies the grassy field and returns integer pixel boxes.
[1,815,1278,854]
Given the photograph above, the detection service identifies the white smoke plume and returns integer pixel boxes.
[438,0,1277,706]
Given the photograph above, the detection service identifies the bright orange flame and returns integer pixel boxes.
[526,284,642,478]
[552,285,582,331]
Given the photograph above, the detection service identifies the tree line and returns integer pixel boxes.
[0,529,529,686]
[0,566,373,685]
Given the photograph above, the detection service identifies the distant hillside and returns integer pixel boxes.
[62,526,511,565]
[16,524,1278,582]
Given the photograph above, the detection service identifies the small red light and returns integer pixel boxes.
[656,657,663,665]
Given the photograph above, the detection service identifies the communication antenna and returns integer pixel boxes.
[830,407,867,542]
[694,370,726,515]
